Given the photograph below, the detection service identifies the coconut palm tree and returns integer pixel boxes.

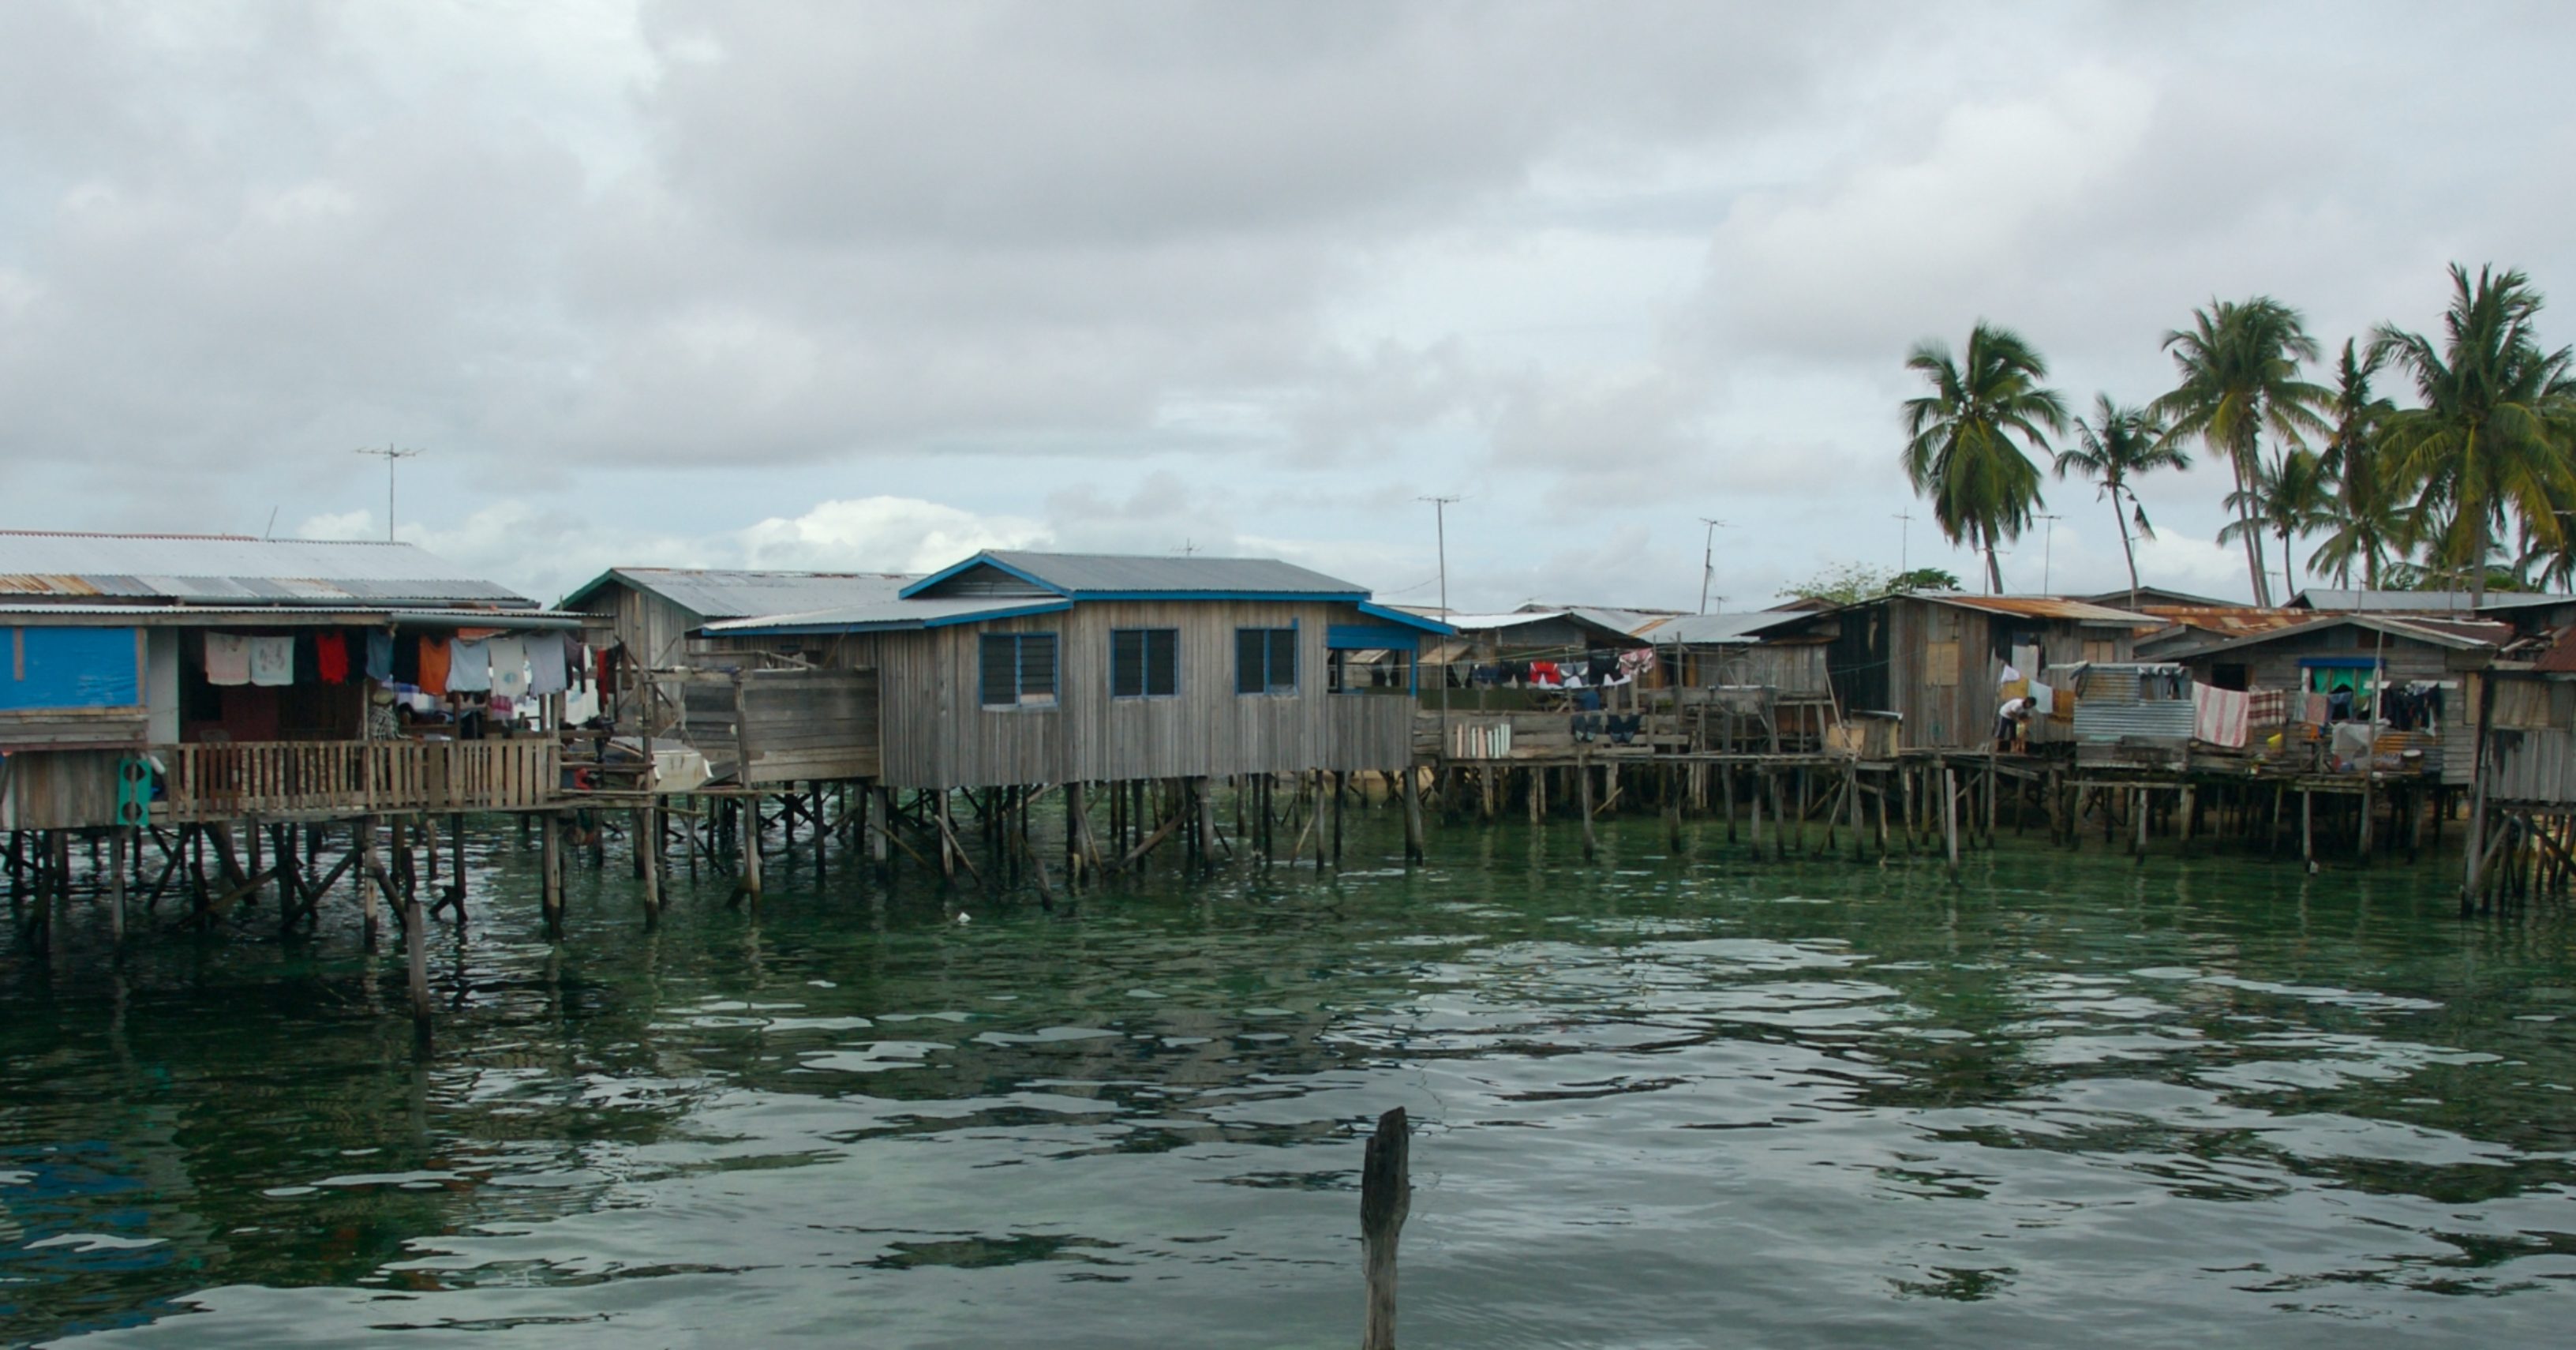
[2052,395,2187,608]
[2309,339,2407,588]
[1901,322,2068,594]
[2220,446,2334,600]
[2151,298,2331,606]
[2370,264,2576,604]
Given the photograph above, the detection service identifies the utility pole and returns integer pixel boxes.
[2036,512,2063,594]
[1421,495,1460,726]
[1698,518,1729,614]
[354,445,423,542]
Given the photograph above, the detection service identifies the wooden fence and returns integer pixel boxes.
[154,739,560,822]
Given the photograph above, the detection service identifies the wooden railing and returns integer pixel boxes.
[152,740,560,822]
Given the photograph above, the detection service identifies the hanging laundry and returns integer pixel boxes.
[2011,645,2040,679]
[1998,662,2023,687]
[528,634,569,696]
[446,637,493,692]
[2302,691,2330,725]
[488,635,530,699]
[248,636,295,687]
[2029,681,2054,716]
[417,635,451,696]
[2191,682,2250,748]
[315,631,350,684]
[365,628,395,683]
[204,633,252,686]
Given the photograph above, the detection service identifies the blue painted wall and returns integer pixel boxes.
[2,627,142,710]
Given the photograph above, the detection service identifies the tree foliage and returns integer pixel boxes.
[1900,322,2066,594]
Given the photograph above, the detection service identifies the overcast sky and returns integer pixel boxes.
[5,1,2573,611]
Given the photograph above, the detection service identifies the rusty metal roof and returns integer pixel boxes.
[2533,627,2576,673]
[0,531,528,606]
[1913,593,2160,625]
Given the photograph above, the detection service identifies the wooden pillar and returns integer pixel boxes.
[1720,763,1736,842]
[1942,767,1960,880]
[1748,771,1763,853]
[2357,773,2376,865]
[743,798,766,901]
[541,811,564,936]
[403,847,432,1052]
[109,827,129,943]
[1361,1106,1411,1350]
[1196,777,1218,875]
[359,816,381,950]
[2133,788,2148,861]
[1845,761,1863,862]
[2301,789,2315,867]
[1401,768,1426,864]
[1577,755,1598,861]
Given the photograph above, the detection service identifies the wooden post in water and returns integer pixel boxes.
[743,797,766,902]
[2133,788,2148,862]
[1401,768,1426,864]
[1360,1105,1411,1350]
[109,827,128,944]
[2357,773,2375,865]
[1942,767,1960,880]
[541,811,564,936]
[2301,789,2315,867]
[1577,752,1597,861]
[359,816,381,950]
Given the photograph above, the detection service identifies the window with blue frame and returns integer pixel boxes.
[1111,628,1178,698]
[1235,627,1297,695]
[979,632,1058,707]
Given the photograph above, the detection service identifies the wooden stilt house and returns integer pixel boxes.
[695,550,1450,790]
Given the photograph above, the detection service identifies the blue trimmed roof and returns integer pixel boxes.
[904,550,1367,601]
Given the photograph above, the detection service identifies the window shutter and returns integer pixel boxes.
[1022,633,1058,699]
[980,635,1019,705]
[1112,629,1143,697]
[1237,629,1264,694]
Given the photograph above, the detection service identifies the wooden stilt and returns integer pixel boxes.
[1942,767,1960,880]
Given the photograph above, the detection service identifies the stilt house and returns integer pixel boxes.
[1743,594,2153,751]
[0,531,577,829]
[695,550,1449,790]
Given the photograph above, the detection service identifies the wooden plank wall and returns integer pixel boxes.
[679,668,880,783]
[0,749,122,830]
[0,707,147,752]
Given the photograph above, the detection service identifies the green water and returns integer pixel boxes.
[3,812,2572,1348]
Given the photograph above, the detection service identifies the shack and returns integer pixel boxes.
[559,566,912,716]
[1743,594,2152,751]
[2156,613,2503,785]
[699,550,1449,789]
[0,531,577,829]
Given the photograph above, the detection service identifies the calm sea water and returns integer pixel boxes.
[3,808,2572,1348]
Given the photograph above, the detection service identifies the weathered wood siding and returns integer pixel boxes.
[0,749,121,829]
[679,669,881,784]
[576,582,702,671]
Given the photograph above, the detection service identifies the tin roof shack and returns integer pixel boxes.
[560,567,912,690]
[703,551,1450,790]
[1746,594,2151,752]
[2157,614,2503,786]
[0,531,575,828]
[2484,628,2576,807]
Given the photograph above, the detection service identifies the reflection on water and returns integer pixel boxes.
[3,812,2572,1347]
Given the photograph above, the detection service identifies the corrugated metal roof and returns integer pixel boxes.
[705,595,1069,635]
[2292,587,2485,613]
[919,551,1363,598]
[1638,612,1771,645]
[0,602,579,628]
[2159,613,2507,662]
[1922,593,2162,624]
[565,567,913,619]
[2533,627,2576,673]
[0,531,528,606]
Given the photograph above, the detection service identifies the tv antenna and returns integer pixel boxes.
[1893,511,1914,572]
[354,444,423,542]
[1698,518,1729,614]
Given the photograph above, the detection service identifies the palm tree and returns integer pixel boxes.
[2151,298,2331,606]
[2220,447,2334,601]
[2370,264,2576,604]
[2052,394,2187,608]
[1902,322,2068,594]
[2309,339,2406,588]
